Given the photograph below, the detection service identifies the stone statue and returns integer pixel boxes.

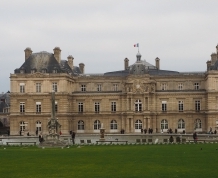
[39,90,65,147]
[47,90,61,136]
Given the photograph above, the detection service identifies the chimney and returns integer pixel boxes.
[155,57,160,70]
[53,47,61,63]
[124,58,129,70]
[67,55,74,69]
[211,53,217,65]
[206,60,211,71]
[79,63,85,74]
[24,47,32,61]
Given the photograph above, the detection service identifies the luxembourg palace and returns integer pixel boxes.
[9,45,218,135]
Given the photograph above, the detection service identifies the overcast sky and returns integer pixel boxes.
[1,0,218,93]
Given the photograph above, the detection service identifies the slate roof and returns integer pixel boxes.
[0,92,10,112]
[104,54,179,76]
[14,51,82,75]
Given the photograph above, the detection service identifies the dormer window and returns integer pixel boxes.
[31,69,36,74]
[41,69,47,73]
[53,69,58,73]
[20,69,25,74]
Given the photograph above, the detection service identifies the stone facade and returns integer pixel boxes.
[9,45,218,135]
[0,92,10,128]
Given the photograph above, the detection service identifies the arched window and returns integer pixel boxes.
[94,120,101,130]
[36,121,42,131]
[110,120,117,130]
[135,100,142,112]
[178,119,185,129]
[195,119,202,129]
[135,120,142,129]
[161,119,168,129]
[78,120,85,130]
[20,121,25,131]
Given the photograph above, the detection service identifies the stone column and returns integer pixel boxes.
[131,118,134,133]
[126,117,129,133]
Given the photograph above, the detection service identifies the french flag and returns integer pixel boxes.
[134,43,139,47]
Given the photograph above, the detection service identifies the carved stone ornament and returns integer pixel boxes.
[133,79,144,93]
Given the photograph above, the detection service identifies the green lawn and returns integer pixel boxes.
[0,143,218,178]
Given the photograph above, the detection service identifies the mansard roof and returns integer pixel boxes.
[0,92,10,112]
[14,51,82,75]
[104,58,179,76]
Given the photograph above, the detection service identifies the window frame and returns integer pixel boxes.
[52,82,58,92]
[161,119,168,129]
[78,120,85,130]
[195,100,200,111]
[135,100,142,112]
[36,83,41,93]
[162,101,167,112]
[111,102,116,112]
[110,120,118,130]
[36,102,41,113]
[194,83,200,90]
[20,83,25,93]
[36,121,42,131]
[178,119,185,129]
[97,84,102,92]
[113,84,118,91]
[135,120,142,129]
[20,102,25,113]
[95,102,100,113]
[81,85,86,92]
[94,120,101,130]
[178,101,184,112]
[78,102,84,113]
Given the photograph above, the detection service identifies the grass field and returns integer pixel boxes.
[0,143,218,178]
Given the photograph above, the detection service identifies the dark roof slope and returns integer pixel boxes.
[14,51,82,75]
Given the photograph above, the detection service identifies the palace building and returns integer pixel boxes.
[9,45,218,135]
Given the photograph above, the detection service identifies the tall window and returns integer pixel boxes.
[20,102,25,113]
[111,102,116,112]
[178,101,184,112]
[162,101,167,112]
[135,120,142,129]
[161,119,168,129]
[113,84,118,91]
[78,102,83,113]
[97,84,102,91]
[52,82,57,92]
[135,100,142,112]
[78,120,84,130]
[94,120,101,130]
[178,119,185,129]
[95,102,100,113]
[195,119,202,129]
[178,83,183,90]
[55,101,58,112]
[36,102,41,113]
[20,83,25,93]
[110,120,117,129]
[81,85,86,92]
[194,83,199,90]
[195,100,200,111]
[36,83,41,93]
[20,121,25,131]
[161,83,167,90]
[36,121,42,131]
